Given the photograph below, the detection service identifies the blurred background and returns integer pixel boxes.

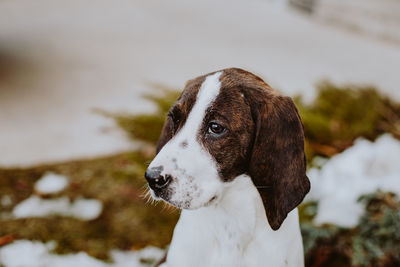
[0,0,399,266]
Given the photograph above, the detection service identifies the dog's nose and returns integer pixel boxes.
[145,167,171,189]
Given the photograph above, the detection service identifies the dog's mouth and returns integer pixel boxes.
[149,178,219,210]
[204,195,218,207]
[150,186,172,202]
[150,188,219,210]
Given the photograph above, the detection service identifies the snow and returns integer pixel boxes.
[0,240,164,267]
[12,196,103,220]
[306,134,400,227]
[34,172,69,194]
[0,241,57,267]
[316,0,400,45]
[13,172,102,220]
[0,0,399,167]
[1,195,12,207]
[110,247,165,267]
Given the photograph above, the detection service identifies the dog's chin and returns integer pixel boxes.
[165,195,219,210]
[150,188,182,208]
[150,188,220,209]
[149,188,166,202]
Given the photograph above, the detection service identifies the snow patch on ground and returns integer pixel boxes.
[12,196,103,220]
[0,0,400,167]
[1,195,12,207]
[34,172,69,194]
[110,247,165,267]
[0,240,164,267]
[307,134,400,227]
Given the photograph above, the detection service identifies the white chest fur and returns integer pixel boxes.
[162,175,305,267]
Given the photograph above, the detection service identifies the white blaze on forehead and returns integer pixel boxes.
[182,71,222,136]
[148,71,224,209]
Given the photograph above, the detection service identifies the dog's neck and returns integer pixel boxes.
[165,175,304,267]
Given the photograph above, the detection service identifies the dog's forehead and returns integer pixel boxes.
[176,68,272,111]
[172,75,205,113]
[219,68,270,90]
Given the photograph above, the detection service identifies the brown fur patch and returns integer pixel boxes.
[244,89,310,230]
[156,75,205,153]
[198,81,255,181]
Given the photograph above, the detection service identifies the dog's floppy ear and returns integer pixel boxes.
[247,90,310,230]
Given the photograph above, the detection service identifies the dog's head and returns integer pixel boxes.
[145,68,310,230]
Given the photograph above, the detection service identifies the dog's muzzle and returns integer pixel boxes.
[145,166,172,190]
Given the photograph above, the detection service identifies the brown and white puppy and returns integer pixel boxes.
[145,68,310,267]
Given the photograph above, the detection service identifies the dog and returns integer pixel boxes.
[145,68,310,267]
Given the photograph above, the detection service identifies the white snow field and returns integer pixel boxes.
[316,0,400,45]
[0,0,399,166]
[12,172,103,220]
[307,134,400,227]
[0,240,164,267]
[12,196,103,220]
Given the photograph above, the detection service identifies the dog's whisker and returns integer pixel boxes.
[139,185,151,198]
[165,204,178,215]
[140,185,160,207]
[139,187,149,198]
[145,193,153,205]
[160,202,169,212]
[140,184,148,190]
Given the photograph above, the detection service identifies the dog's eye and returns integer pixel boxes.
[208,122,226,135]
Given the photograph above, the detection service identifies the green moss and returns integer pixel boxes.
[302,191,400,267]
[298,201,318,223]
[0,152,179,260]
[116,114,166,145]
[295,82,400,160]
[113,87,181,145]
[352,192,400,266]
